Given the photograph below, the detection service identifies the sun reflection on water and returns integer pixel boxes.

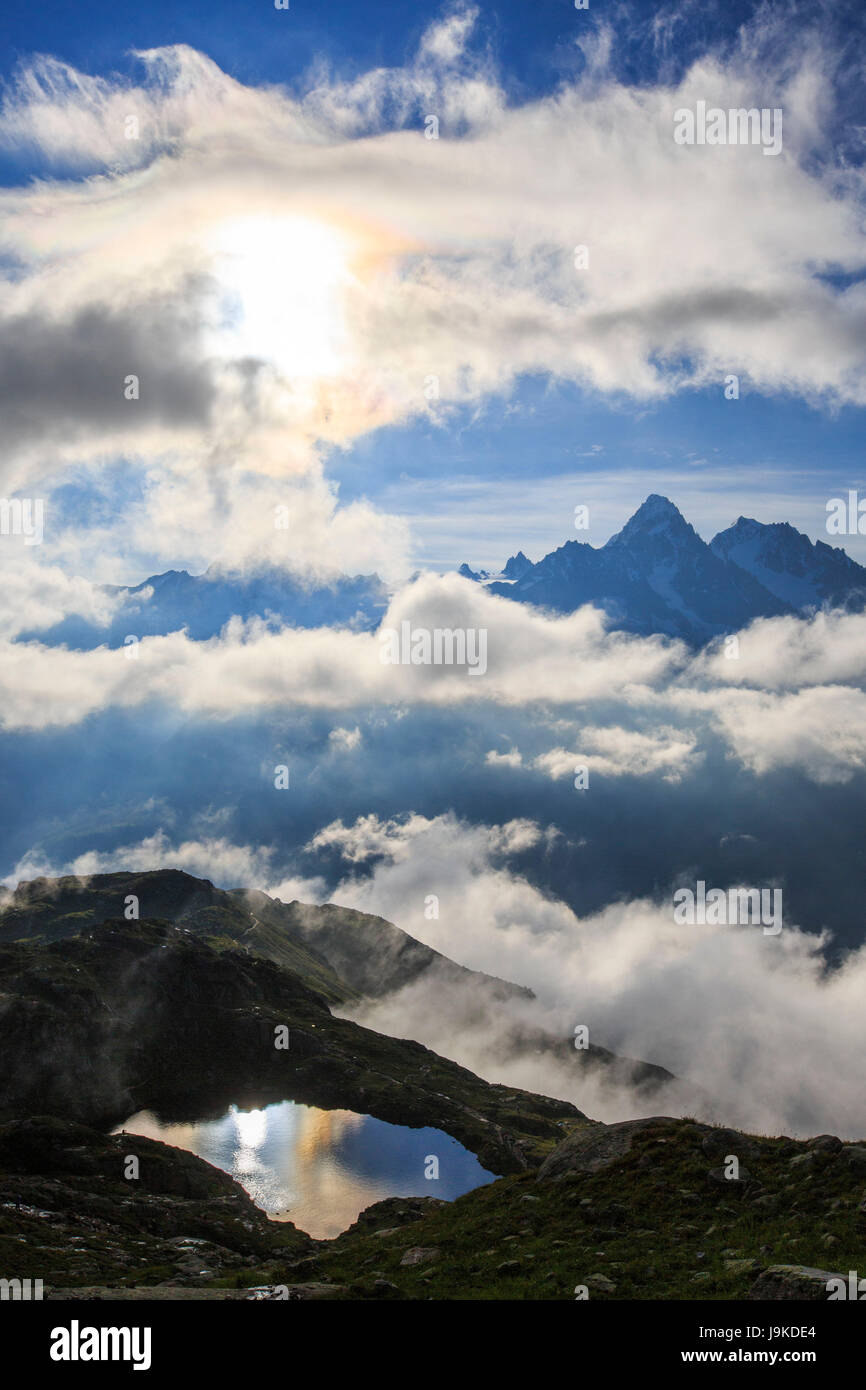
[113,1100,495,1239]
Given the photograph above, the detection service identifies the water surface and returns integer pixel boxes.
[114,1100,497,1238]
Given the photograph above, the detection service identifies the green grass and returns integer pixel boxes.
[240,1121,866,1300]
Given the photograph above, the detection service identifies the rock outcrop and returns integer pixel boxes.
[747,1265,846,1300]
[0,917,585,1175]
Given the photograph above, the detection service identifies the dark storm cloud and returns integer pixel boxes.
[0,279,218,470]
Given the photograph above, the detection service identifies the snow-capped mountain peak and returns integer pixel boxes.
[710,515,866,610]
[604,494,697,549]
[482,495,857,645]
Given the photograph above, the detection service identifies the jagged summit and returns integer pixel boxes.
[459,495,866,645]
[710,513,866,610]
[458,562,488,581]
[718,515,804,546]
[503,551,532,580]
[605,494,695,546]
[480,495,790,643]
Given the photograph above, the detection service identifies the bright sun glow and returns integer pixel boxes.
[210,215,353,378]
[232,1105,268,1149]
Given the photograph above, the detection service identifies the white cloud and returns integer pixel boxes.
[10,797,866,1138]
[0,556,122,640]
[0,574,681,729]
[321,809,866,1137]
[485,746,523,768]
[0,8,861,605]
[328,724,362,751]
[3,830,326,903]
[533,725,701,782]
[418,6,480,67]
[697,608,866,690]
[683,684,866,784]
[2,570,866,790]
[0,11,863,501]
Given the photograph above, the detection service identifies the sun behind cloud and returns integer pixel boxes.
[209,214,354,378]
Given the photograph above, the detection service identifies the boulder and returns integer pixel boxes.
[339,1195,446,1238]
[584,1273,617,1294]
[399,1247,440,1267]
[537,1117,673,1180]
[747,1265,841,1300]
[806,1134,842,1154]
[700,1128,760,1160]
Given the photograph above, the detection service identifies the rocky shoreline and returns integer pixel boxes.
[3,1113,864,1300]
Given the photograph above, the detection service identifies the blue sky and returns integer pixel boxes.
[5,0,862,104]
[0,0,763,100]
[337,375,866,568]
[1,0,865,576]
[4,3,866,1139]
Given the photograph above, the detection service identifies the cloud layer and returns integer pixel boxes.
[0,5,864,579]
[4,573,866,788]
[14,806,866,1139]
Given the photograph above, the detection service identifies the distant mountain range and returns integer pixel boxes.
[20,564,388,648]
[20,497,866,650]
[471,495,866,644]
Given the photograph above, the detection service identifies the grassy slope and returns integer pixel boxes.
[220,1120,865,1300]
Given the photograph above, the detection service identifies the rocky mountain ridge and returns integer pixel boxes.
[467,495,866,644]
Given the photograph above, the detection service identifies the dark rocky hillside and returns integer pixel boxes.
[0,918,584,1175]
[0,869,672,1093]
[3,878,854,1302]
